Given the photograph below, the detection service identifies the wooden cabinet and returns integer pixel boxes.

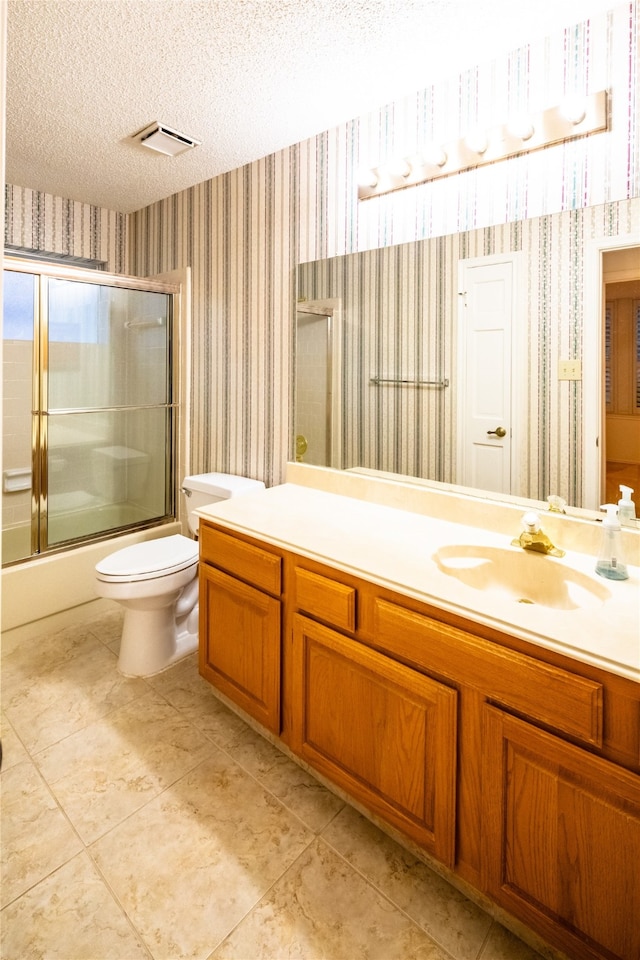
[291,613,457,866]
[294,566,357,633]
[199,521,640,960]
[199,525,282,734]
[482,706,640,960]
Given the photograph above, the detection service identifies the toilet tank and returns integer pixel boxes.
[181,472,265,534]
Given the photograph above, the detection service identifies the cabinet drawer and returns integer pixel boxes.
[373,599,603,747]
[294,567,357,632]
[199,524,281,596]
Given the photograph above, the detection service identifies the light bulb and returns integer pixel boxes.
[464,127,489,155]
[357,167,378,189]
[385,158,411,179]
[506,114,535,141]
[419,143,447,167]
[559,95,587,125]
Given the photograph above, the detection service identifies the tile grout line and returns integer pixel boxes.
[84,844,155,960]
[2,613,552,960]
[201,829,322,960]
[314,832,459,960]
[146,679,493,960]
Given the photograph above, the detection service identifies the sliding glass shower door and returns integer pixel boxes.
[2,269,36,561]
[2,260,178,565]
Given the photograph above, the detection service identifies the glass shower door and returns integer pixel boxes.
[2,260,177,564]
[45,279,173,547]
[2,269,37,563]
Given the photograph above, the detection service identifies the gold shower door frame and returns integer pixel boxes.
[2,257,181,565]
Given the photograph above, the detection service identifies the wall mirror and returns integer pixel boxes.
[295,199,640,520]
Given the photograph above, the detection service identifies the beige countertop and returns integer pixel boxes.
[197,482,640,683]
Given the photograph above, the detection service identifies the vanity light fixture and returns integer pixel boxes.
[506,114,535,141]
[558,94,588,125]
[386,157,412,178]
[132,121,201,157]
[358,89,608,200]
[463,127,489,155]
[357,166,379,189]
[419,143,448,168]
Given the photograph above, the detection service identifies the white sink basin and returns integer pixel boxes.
[432,544,611,611]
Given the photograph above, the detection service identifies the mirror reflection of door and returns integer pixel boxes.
[457,255,520,496]
[603,247,640,505]
[295,311,332,466]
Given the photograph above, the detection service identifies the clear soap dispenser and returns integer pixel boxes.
[595,504,629,581]
[618,485,636,525]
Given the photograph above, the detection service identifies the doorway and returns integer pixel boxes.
[584,239,640,512]
[294,301,342,469]
[603,250,640,504]
[295,311,333,466]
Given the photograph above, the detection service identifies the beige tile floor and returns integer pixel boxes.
[1,605,562,960]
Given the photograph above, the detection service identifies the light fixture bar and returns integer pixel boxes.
[358,90,608,201]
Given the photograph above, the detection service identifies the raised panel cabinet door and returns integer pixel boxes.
[482,705,640,960]
[292,614,457,867]
[199,564,281,734]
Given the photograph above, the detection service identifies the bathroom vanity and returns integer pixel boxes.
[197,468,640,960]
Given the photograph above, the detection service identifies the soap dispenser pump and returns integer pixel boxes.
[618,485,636,525]
[595,504,629,581]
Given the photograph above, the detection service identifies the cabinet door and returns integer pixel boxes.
[292,614,457,866]
[199,564,281,734]
[482,705,640,960]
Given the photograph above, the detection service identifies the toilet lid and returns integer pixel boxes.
[95,534,198,582]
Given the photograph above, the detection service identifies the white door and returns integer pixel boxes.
[457,256,518,495]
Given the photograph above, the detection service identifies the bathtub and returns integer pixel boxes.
[1,521,182,631]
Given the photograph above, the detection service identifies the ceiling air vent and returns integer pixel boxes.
[133,122,201,157]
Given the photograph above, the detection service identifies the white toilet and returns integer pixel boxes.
[94,473,265,677]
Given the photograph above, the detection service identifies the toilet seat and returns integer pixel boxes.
[95,534,198,583]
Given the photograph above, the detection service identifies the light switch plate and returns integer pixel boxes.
[558,360,582,380]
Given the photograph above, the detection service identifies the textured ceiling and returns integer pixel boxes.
[5,0,618,214]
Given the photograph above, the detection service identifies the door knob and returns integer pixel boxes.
[295,434,308,461]
[487,426,507,437]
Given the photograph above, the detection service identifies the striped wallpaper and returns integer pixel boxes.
[4,185,127,273]
[5,3,638,495]
[128,157,297,484]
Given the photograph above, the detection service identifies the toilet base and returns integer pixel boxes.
[117,595,199,678]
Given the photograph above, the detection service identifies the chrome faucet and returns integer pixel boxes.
[511,511,565,557]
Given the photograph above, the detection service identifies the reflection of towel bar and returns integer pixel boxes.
[370,375,449,388]
[124,317,165,329]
